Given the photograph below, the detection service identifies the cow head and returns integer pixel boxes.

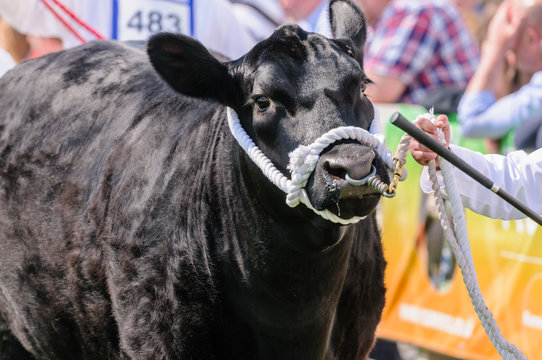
[148,0,389,225]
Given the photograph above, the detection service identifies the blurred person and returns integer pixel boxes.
[458,0,542,152]
[469,0,503,45]
[453,0,485,40]
[473,1,532,99]
[0,46,14,76]
[279,0,332,37]
[0,18,30,62]
[410,114,542,219]
[0,0,87,58]
[0,0,256,60]
[231,0,284,42]
[25,35,63,59]
[0,18,19,75]
[355,0,480,104]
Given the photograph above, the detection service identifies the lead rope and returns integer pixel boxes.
[394,111,527,360]
[226,107,398,225]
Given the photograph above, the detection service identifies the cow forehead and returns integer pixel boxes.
[243,25,362,91]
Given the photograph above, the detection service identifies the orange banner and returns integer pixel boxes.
[376,104,542,359]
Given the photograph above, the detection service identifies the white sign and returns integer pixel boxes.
[114,0,192,40]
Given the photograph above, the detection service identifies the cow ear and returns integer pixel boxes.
[147,33,241,106]
[329,0,367,50]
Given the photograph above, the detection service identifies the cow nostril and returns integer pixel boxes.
[324,157,374,183]
[324,161,348,181]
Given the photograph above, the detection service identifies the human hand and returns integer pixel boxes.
[484,138,501,154]
[484,0,526,53]
[409,114,450,166]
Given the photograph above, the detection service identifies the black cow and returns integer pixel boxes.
[0,1,388,359]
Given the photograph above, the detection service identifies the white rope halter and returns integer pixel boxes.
[226,107,395,225]
[394,111,527,360]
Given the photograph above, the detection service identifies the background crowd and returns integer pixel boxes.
[1,1,540,359]
[3,0,539,155]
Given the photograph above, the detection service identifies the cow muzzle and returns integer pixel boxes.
[305,142,390,221]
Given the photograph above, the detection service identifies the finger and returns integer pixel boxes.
[415,117,439,135]
[409,139,438,158]
[410,149,437,165]
[415,142,438,153]
[410,128,443,149]
[434,114,451,146]
[434,114,448,129]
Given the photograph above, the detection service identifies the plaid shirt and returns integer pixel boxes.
[365,0,480,104]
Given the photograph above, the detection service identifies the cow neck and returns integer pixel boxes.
[226,107,393,226]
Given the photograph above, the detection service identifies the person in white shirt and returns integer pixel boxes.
[279,0,332,37]
[457,0,542,151]
[409,114,542,220]
[231,0,284,42]
[0,46,15,77]
[0,0,255,60]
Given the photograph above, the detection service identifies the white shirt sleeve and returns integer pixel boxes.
[296,0,332,38]
[231,0,283,42]
[420,145,542,220]
[0,0,111,49]
[0,0,66,38]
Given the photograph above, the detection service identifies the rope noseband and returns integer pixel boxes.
[226,107,397,225]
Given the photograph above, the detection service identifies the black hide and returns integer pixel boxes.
[0,1,386,359]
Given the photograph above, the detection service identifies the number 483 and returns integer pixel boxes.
[127,10,182,33]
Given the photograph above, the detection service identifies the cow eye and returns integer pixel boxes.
[360,78,372,95]
[255,96,270,112]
